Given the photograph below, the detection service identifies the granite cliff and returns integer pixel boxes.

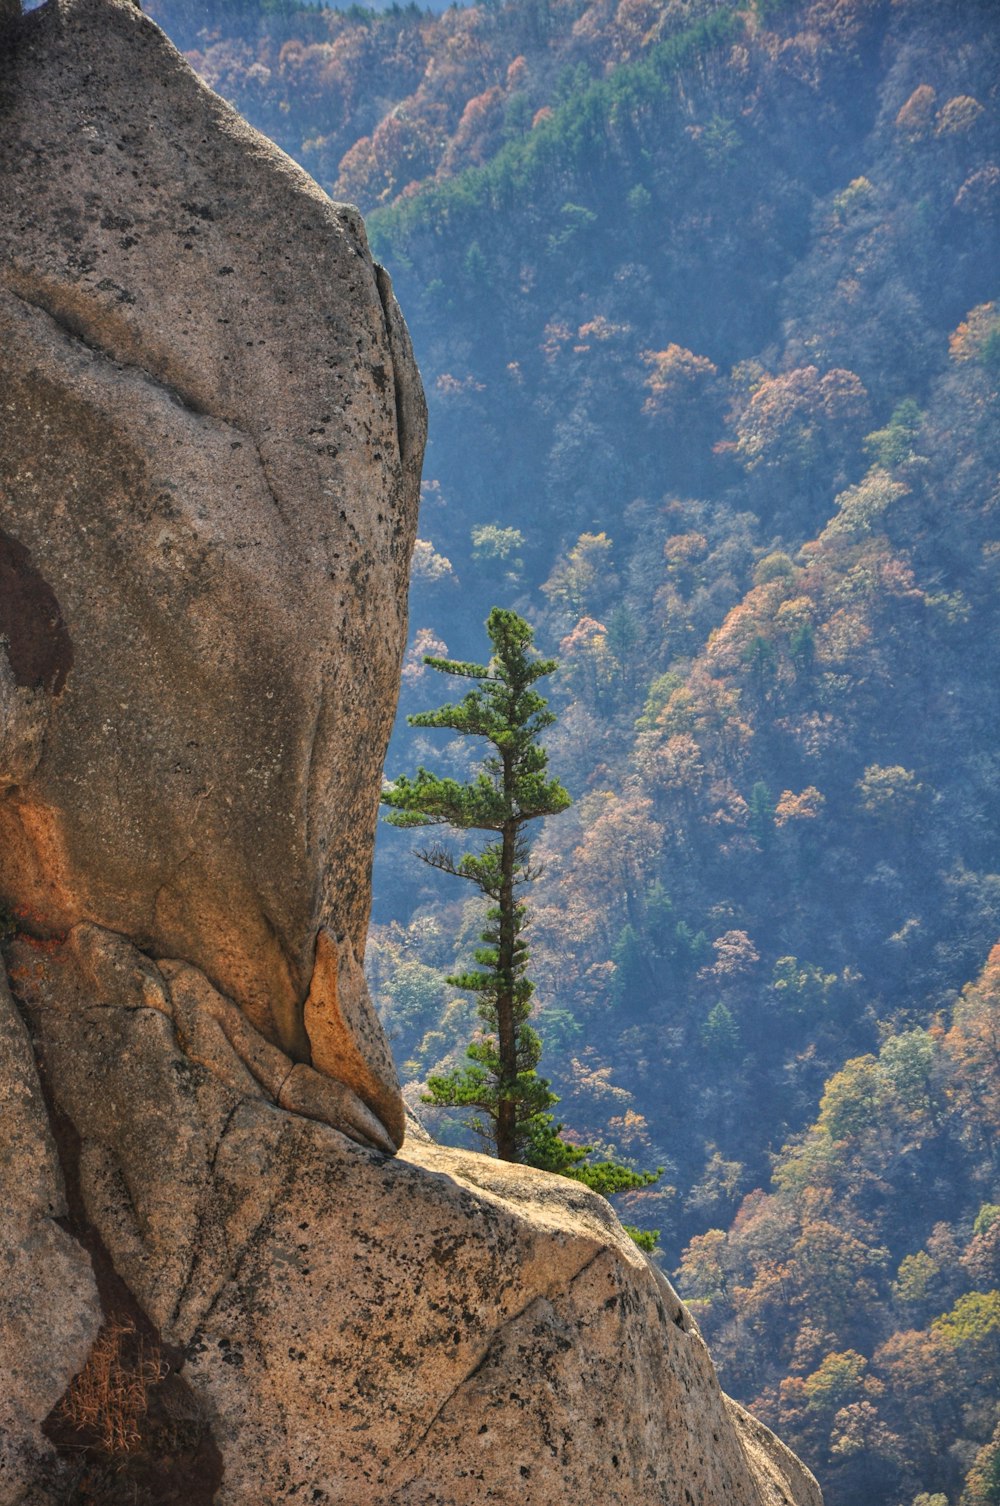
[0,2,822,1502]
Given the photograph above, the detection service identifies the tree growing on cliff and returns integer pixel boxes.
[382,608,572,1161]
[383,609,661,1220]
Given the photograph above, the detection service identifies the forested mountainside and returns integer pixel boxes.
[152,0,1000,1500]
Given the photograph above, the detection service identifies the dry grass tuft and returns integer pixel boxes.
[59,1316,167,1457]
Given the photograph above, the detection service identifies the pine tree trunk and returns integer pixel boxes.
[495,796,519,1161]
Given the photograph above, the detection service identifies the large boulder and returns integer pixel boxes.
[6,923,820,1506]
[0,0,423,1146]
[0,4,822,1503]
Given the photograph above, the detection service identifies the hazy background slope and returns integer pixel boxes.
[151,0,1000,1499]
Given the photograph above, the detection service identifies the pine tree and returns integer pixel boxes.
[383,609,662,1226]
[381,608,571,1161]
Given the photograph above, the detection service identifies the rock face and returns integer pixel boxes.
[0,968,101,1505]
[0,0,422,1148]
[0,5,822,1504]
[4,923,821,1506]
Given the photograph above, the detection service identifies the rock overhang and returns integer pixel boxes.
[0,0,425,1146]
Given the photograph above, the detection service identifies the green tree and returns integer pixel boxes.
[748,779,775,849]
[383,610,662,1232]
[863,397,923,468]
[700,1001,740,1057]
[381,608,572,1161]
[470,523,525,580]
[802,1350,869,1415]
[963,1420,1000,1505]
[933,1291,1000,1384]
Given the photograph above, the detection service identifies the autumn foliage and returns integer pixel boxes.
[159,0,1000,1500]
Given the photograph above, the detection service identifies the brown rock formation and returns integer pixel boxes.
[0,968,102,1504]
[6,923,820,1506]
[0,4,822,1504]
[0,0,422,1147]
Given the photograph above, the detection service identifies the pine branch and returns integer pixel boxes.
[415,846,486,884]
